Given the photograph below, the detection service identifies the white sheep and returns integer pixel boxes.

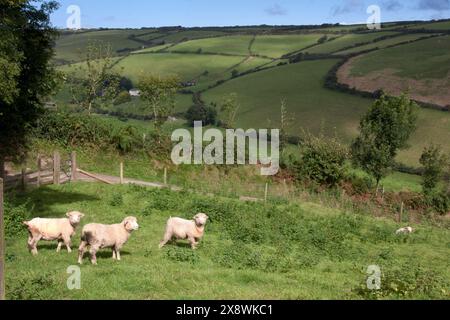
[159,213,209,250]
[23,211,85,255]
[78,216,139,265]
[396,227,414,235]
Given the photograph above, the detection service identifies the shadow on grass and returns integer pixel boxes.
[7,186,100,218]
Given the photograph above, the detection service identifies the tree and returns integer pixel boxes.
[295,132,348,187]
[0,0,60,178]
[419,144,448,195]
[68,41,121,114]
[185,104,217,127]
[351,94,418,192]
[138,74,180,131]
[219,93,239,128]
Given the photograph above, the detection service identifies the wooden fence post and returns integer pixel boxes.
[0,177,5,300]
[120,162,124,185]
[21,168,27,191]
[399,202,404,223]
[164,167,167,186]
[71,152,77,182]
[53,151,60,185]
[37,156,42,187]
[264,182,269,202]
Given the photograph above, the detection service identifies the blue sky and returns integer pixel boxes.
[50,0,450,28]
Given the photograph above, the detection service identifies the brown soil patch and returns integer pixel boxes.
[337,56,450,107]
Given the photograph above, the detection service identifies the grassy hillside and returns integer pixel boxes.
[169,35,254,55]
[304,32,399,54]
[5,182,450,300]
[252,34,328,58]
[204,59,450,167]
[204,59,371,141]
[336,33,436,55]
[349,35,450,79]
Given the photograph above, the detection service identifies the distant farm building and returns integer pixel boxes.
[129,89,141,97]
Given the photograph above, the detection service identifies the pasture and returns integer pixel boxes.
[251,34,328,58]
[169,35,254,56]
[4,182,450,300]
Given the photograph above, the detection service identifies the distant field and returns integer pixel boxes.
[408,20,450,30]
[349,35,450,79]
[55,29,149,63]
[252,34,327,58]
[204,59,450,167]
[169,35,253,55]
[204,59,371,141]
[113,53,244,87]
[336,33,434,54]
[131,44,171,54]
[304,31,399,54]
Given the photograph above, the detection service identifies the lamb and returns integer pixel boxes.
[23,211,85,255]
[159,213,209,250]
[396,226,414,235]
[78,216,139,265]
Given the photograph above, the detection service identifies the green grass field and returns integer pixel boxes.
[114,53,243,86]
[203,59,450,167]
[349,35,450,79]
[55,29,150,63]
[169,35,254,56]
[304,32,399,54]
[5,182,450,300]
[408,20,450,30]
[336,33,435,55]
[251,34,328,58]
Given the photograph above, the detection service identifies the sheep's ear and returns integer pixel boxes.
[80,213,85,218]
[66,212,71,217]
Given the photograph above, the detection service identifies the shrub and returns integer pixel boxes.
[425,191,449,214]
[114,91,131,105]
[185,104,217,126]
[419,144,448,195]
[3,200,29,238]
[109,193,124,207]
[165,246,199,264]
[294,134,349,186]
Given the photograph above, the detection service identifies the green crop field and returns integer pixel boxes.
[169,35,254,55]
[304,32,400,54]
[251,34,329,58]
[349,35,450,79]
[5,183,449,299]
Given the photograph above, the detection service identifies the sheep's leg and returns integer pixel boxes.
[159,229,173,249]
[78,241,88,264]
[112,249,117,260]
[89,245,100,265]
[30,235,42,256]
[116,250,121,261]
[56,241,63,253]
[62,235,72,253]
[188,236,198,250]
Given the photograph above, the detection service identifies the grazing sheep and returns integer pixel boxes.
[159,213,209,250]
[78,216,139,265]
[23,211,85,255]
[396,227,414,235]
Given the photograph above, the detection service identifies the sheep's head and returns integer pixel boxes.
[67,211,85,225]
[123,216,139,232]
[194,213,209,227]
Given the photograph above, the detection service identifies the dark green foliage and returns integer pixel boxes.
[3,199,29,238]
[109,193,124,207]
[0,0,60,165]
[294,134,349,186]
[420,144,448,194]
[114,91,131,105]
[352,94,418,186]
[185,104,217,126]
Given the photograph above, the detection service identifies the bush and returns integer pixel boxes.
[425,191,449,214]
[114,91,131,105]
[293,134,349,186]
[109,193,124,207]
[3,200,28,238]
[185,104,217,126]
